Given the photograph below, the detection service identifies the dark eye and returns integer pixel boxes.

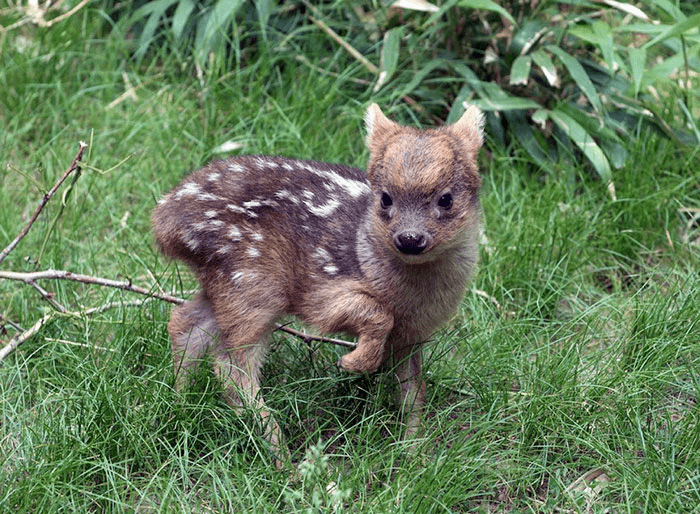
[437,193,453,210]
[380,191,393,209]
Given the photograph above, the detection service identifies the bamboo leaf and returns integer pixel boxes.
[471,97,541,111]
[545,108,615,197]
[599,0,650,21]
[133,0,179,59]
[591,21,615,73]
[628,46,646,96]
[531,49,558,87]
[456,0,516,25]
[172,0,195,43]
[509,55,532,86]
[391,0,439,12]
[375,27,403,91]
[202,0,244,43]
[504,110,550,167]
[547,45,602,113]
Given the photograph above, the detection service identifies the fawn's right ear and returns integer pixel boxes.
[365,104,398,149]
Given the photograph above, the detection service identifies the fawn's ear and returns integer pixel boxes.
[446,104,485,157]
[365,103,398,149]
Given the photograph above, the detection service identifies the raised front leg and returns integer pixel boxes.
[301,281,394,374]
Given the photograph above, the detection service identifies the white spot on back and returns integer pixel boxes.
[197,192,221,201]
[305,197,340,217]
[242,200,262,209]
[304,164,370,198]
[185,237,200,251]
[207,172,221,182]
[227,204,246,214]
[205,210,218,218]
[323,263,339,275]
[228,226,242,240]
[247,247,261,258]
[275,189,300,204]
[192,220,223,232]
[251,232,264,242]
[231,271,245,283]
[174,182,202,199]
[314,247,332,263]
[255,157,274,168]
[228,162,246,173]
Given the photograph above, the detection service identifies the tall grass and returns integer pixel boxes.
[1,2,699,512]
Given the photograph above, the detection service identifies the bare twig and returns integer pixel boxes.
[275,324,357,349]
[0,269,185,305]
[0,298,160,364]
[35,0,91,28]
[295,55,372,86]
[0,0,91,34]
[26,279,68,313]
[0,312,54,363]
[308,15,379,75]
[1,316,25,333]
[0,142,87,264]
[299,0,379,74]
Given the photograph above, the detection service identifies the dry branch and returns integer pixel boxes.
[0,269,185,305]
[0,142,87,264]
[0,299,160,363]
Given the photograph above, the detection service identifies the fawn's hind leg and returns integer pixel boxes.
[206,285,291,468]
[168,289,290,468]
[168,292,219,391]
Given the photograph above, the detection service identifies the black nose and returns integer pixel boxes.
[394,231,428,255]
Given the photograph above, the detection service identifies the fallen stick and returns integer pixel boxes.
[0,269,185,305]
[0,142,87,265]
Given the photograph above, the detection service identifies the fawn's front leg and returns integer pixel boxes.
[392,342,426,441]
[303,282,394,374]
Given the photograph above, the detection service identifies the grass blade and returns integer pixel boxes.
[643,13,700,49]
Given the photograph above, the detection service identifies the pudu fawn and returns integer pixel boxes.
[152,103,484,465]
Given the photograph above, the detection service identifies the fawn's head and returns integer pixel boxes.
[364,103,484,263]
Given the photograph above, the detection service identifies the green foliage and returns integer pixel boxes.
[283,441,352,513]
[119,0,700,196]
[1,1,699,511]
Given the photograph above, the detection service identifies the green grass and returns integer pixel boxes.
[1,6,699,513]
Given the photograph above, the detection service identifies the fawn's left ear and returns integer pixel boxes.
[365,103,399,149]
[447,104,485,157]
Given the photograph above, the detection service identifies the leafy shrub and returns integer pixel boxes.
[118,0,700,195]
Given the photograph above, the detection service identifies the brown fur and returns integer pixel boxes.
[152,104,484,467]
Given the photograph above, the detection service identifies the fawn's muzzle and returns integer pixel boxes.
[394,230,429,255]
